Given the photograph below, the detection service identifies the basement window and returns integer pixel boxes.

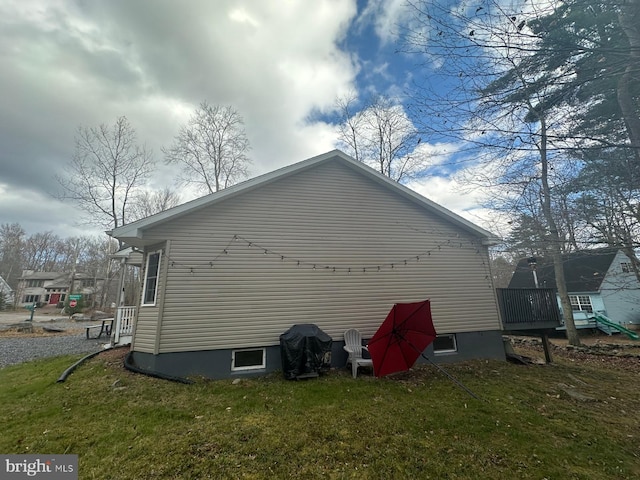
[433,334,457,354]
[232,348,266,371]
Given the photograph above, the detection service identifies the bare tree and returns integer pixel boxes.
[0,222,25,291]
[572,154,640,283]
[0,222,129,308]
[490,253,518,288]
[57,116,156,232]
[22,232,65,271]
[163,102,252,194]
[57,237,87,273]
[130,187,181,222]
[402,0,587,344]
[75,235,121,308]
[617,0,640,158]
[335,93,427,182]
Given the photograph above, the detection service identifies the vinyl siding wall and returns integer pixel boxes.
[134,161,501,354]
[599,251,640,324]
[132,242,169,353]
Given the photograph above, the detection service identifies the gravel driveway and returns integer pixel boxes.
[0,315,112,368]
[0,334,107,368]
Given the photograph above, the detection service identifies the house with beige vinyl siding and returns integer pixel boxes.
[109,150,505,379]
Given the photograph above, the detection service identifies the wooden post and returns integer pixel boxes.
[541,332,552,363]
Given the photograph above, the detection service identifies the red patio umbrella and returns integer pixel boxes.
[368,299,482,400]
[368,300,436,377]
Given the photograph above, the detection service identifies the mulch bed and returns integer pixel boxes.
[97,346,130,364]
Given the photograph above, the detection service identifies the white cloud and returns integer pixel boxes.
[410,175,476,213]
[0,0,502,241]
[0,0,363,234]
[359,0,413,45]
[408,174,501,235]
[0,183,100,238]
[228,7,261,28]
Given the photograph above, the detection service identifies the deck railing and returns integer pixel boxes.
[114,306,136,344]
[496,288,561,331]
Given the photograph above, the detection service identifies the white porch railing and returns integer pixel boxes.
[114,306,136,345]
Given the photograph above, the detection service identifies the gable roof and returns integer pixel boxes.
[508,248,620,291]
[20,271,68,281]
[0,275,12,293]
[47,279,72,289]
[109,150,499,247]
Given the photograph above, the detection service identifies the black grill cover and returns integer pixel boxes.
[280,324,332,380]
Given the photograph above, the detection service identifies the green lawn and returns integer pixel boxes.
[1,348,638,479]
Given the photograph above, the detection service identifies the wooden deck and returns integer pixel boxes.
[497,288,562,332]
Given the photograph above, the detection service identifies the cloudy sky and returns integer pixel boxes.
[0,0,490,238]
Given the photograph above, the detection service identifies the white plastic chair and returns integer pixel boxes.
[343,329,373,378]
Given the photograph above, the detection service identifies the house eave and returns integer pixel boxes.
[482,237,502,246]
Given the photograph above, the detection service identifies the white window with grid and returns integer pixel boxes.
[569,295,593,313]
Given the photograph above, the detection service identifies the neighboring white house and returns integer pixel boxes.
[0,274,14,307]
[508,249,640,327]
[109,150,505,380]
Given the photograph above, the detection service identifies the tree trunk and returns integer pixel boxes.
[539,116,581,345]
[618,0,640,162]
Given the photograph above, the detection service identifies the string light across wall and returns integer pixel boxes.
[163,232,493,287]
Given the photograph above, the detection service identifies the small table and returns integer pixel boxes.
[85,319,113,339]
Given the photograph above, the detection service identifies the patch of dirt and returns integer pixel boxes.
[0,326,85,338]
[551,332,640,347]
[0,309,115,338]
[508,335,640,373]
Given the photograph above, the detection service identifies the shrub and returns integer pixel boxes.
[64,296,85,316]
